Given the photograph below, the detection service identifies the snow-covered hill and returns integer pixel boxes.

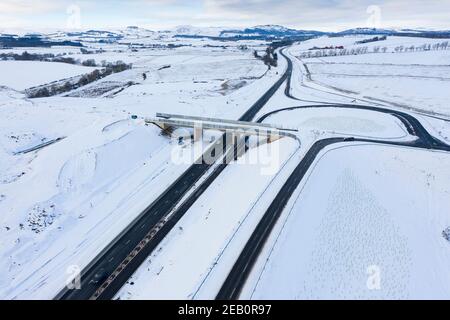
[2,25,450,47]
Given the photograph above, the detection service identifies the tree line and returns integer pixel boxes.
[1,51,107,67]
[355,36,387,44]
[27,60,132,98]
[298,40,450,59]
[253,46,278,68]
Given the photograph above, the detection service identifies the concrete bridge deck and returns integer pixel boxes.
[146,113,299,142]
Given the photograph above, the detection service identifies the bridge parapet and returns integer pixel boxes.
[145,113,298,143]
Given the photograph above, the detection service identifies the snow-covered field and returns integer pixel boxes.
[290,36,450,116]
[244,144,450,300]
[264,107,409,140]
[116,138,300,300]
[308,63,450,115]
[0,61,98,91]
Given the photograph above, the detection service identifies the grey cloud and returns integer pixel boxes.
[201,0,450,30]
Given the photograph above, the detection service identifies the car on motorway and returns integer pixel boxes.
[89,268,109,285]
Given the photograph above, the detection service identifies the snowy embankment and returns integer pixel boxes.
[244,144,450,300]
[0,116,190,299]
[417,115,450,145]
[0,61,98,91]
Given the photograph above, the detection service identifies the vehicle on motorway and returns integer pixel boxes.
[89,269,108,285]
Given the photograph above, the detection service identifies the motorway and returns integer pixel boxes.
[216,50,450,300]
[57,49,292,300]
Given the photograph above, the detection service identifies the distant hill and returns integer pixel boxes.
[333,27,450,38]
[0,35,83,48]
[219,25,325,38]
[1,25,449,48]
[173,24,325,41]
[174,25,450,41]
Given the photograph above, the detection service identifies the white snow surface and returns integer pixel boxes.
[0,61,98,91]
[264,107,408,139]
[289,36,450,116]
[245,144,450,300]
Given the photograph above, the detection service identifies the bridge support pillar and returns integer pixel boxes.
[154,122,175,134]
[194,125,203,142]
[232,134,244,160]
[267,135,282,144]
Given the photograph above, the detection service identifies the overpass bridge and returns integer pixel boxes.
[145,113,299,144]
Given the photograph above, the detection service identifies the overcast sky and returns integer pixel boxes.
[1,0,449,31]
